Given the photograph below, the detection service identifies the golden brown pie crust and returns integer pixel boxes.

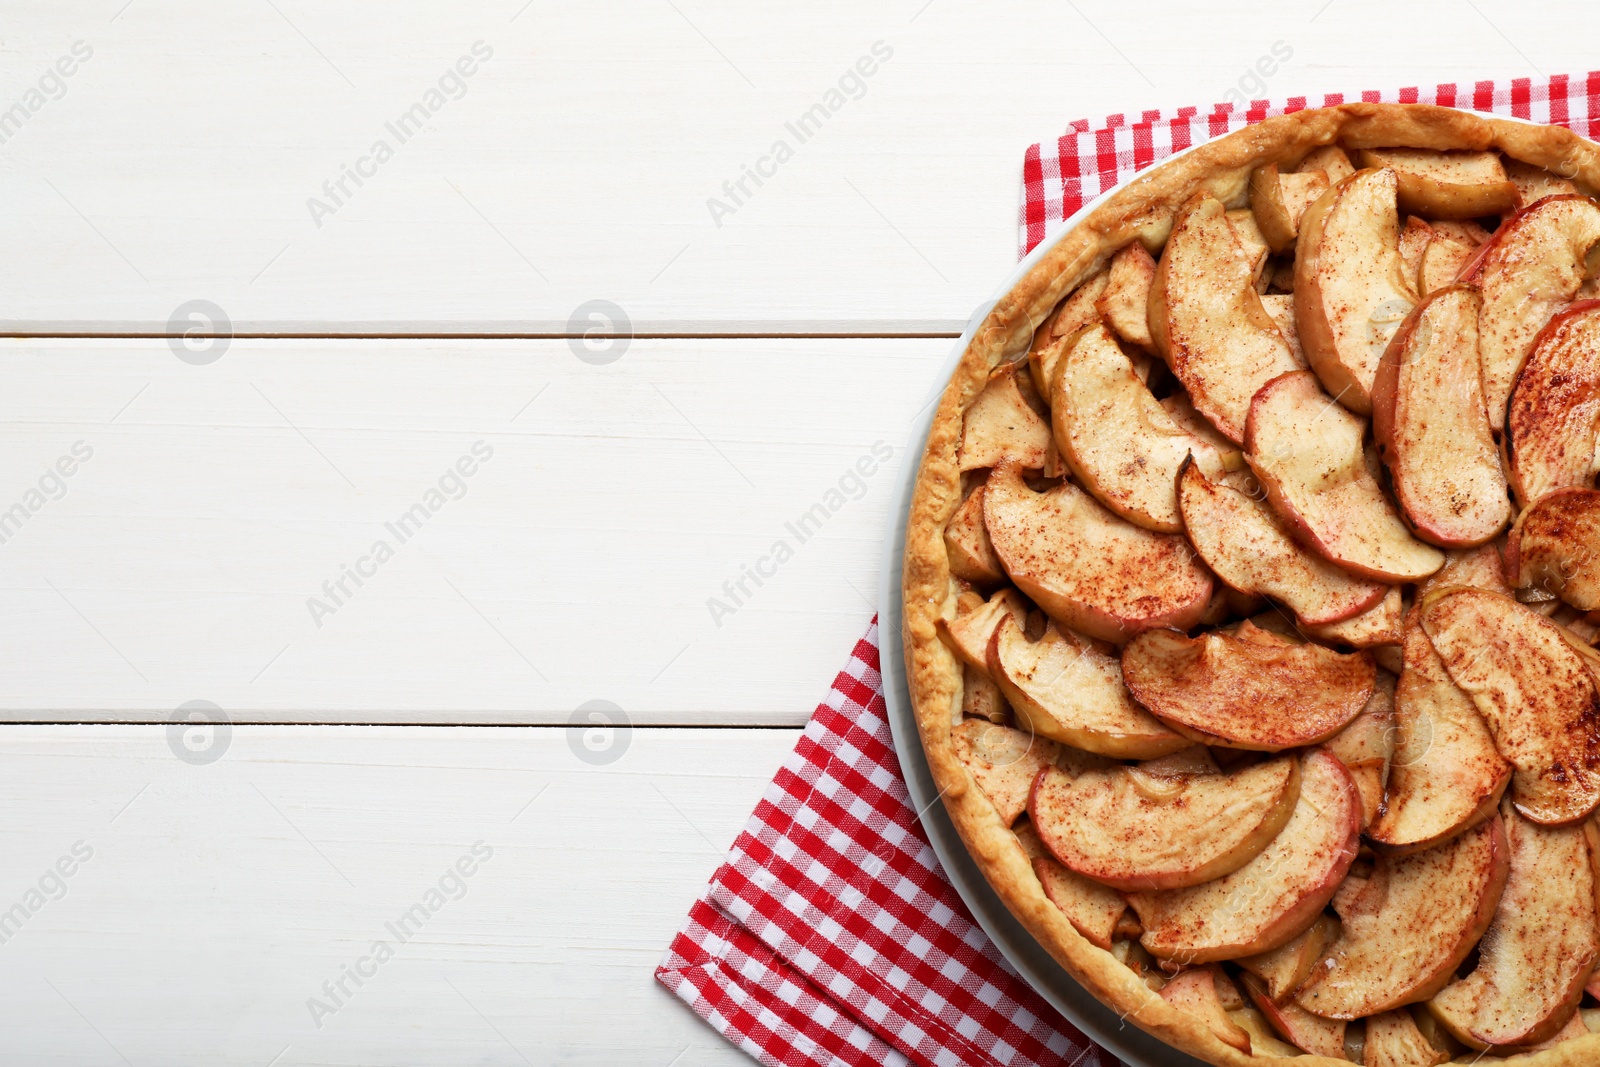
[902,103,1600,1066]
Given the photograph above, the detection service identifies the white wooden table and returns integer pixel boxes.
[0,2,1580,1062]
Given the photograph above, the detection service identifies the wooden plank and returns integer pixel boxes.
[0,336,941,724]
[0,1,1572,333]
[0,725,791,1065]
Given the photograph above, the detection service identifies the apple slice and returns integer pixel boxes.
[1427,803,1600,1049]
[1417,543,1513,601]
[1029,750,1299,890]
[944,483,1005,584]
[1420,587,1600,826]
[1302,586,1404,648]
[1506,300,1600,507]
[1121,623,1376,750]
[1505,158,1580,207]
[958,362,1052,472]
[1368,614,1513,853]
[988,615,1187,759]
[982,459,1213,643]
[1096,243,1157,350]
[1293,816,1509,1019]
[1227,208,1272,288]
[950,719,1060,825]
[1149,192,1302,442]
[1250,163,1331,254]
[1159,966,1252,1054]
[937,587,1027,674]
[1241,972,1346,1057]
[1417,231,1479,297]
[1027,272,1107,397]
[1051,324,1234,533]
[960,665,1008,723]
[1508,489,1600,609]
[1259,294,1307,366]
[1363,1009,1450,1067]
[1397,216,1434,291]
[1326,669,1397,828]
[1294,168,1419,413]
[1237,914,1339,1003]
[1178,460,1388,626]
[1246,371,1445,582]
[1353,148,1518,218]
[1012,821,1128,950]
[1128,748,1361,963]
[1372,286,1510,547]
[1466,194,1600,432]
[1299,145,1356,184]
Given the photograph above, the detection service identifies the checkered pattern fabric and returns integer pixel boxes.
[663,73,1600,1067]
[1020,73,1600,257]
[657,621,1104,1067]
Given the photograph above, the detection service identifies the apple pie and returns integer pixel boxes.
[904,103,1600,1065]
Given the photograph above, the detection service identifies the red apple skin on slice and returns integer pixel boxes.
[1158,966,1252,1054]
[949,719,1061,825]
[1326,668,1397,829]
[1128,749,1361,964]
[1011,821,1127,950]
[1419,587,1600,826]
[1051,324,1234,533]
[1371,286,1510,547]
[1236,913,1340,1003]
[988,617,1188,759]
[1241,971,1346,1057]
[1302,585,1405,649]
[1028,753,1300,890]
[1177,458,1388,626]
[1427,803,1600,1049]
[1507,489,1600,610]
[1149,192,1301,443]
[1294,167,1418,413]
[1506,300,1600,508]
[1368,614,1513,853]
[1246,371,1445,583]
[1120,625,1376,750]
[1464,194,1600,433]
[982,459,1213,644]
[1352,148,1518,219]
[936,587,1027,675]
[1294,816,1509,1019]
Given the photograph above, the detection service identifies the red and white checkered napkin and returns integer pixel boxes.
[661,73,1600,1067]
[1020,73,1600,257]
[656,620,1106,1067]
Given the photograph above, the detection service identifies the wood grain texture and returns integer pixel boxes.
[1,0,1587,333]
[0,337,943,724]
[0,725,788,1066]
